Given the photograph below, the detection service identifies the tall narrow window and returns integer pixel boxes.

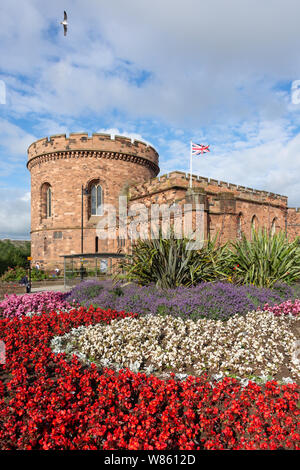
[46,187,52,218]
[271,218,277,236]
[43,237,48,253]
[237,213,243,240]
[95,236,99,253]
[91,184,103,215]
[41,183,52,219]
[251,215,258,239]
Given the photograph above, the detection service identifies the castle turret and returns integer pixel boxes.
[27,133,159,269]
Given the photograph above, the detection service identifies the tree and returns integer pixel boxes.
[0,240,31,276]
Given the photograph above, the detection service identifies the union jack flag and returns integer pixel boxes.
[191,142,210,155]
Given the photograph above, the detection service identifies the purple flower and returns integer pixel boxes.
[65,280,299,321]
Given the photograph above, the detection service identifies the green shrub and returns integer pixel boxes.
[115,231,229,289]
[30,268,50,281]
[0,240,31,276]
[0,266,50,282]
[0,267,27,282]
[227,228,300,287]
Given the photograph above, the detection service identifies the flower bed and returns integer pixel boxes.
[0,305,299,450]
[66,280,300,320]
[52,310,300,384]
[0,291,75,319]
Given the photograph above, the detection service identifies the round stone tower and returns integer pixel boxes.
[27,133,159,270]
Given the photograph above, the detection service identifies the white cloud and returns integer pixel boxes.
[0,189,30,239]
[191,122,300,206]
[32,118,71,137]
[2,0,300,239]
[1,0,299,124]
[96,127,154,146]
[157,117,300,207]
[20,191,31,203]
[0,119,36,158]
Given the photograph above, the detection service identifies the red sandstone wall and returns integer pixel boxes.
[128,171,287,245]
[287,208,300,241]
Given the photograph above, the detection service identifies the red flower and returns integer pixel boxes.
[0,305,298,450]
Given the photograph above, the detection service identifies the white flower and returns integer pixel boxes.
[50,310,299,385]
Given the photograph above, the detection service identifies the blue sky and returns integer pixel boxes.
[1,0,300,239]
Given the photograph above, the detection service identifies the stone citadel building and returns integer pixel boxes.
[27,132,300,270]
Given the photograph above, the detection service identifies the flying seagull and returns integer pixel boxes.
[60,11,68,36]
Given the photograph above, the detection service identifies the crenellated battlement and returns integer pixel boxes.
[27,132,159,169]
[129,170,288,205]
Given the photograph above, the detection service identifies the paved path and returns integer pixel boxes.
[30,285,70,293]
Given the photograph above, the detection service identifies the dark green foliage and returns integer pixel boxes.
[115,228,300,289]
[227,229,300,287]
[115,231,229,289]
[0,240,31,276]
[1,266,49,282]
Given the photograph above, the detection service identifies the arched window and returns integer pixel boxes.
[237,213,243,240]
[41,183,52,219]
[271,218,277,236]
[91,184,103,215]
[251,215,258,239]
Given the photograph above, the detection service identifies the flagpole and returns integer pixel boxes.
[189,140,192,189]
